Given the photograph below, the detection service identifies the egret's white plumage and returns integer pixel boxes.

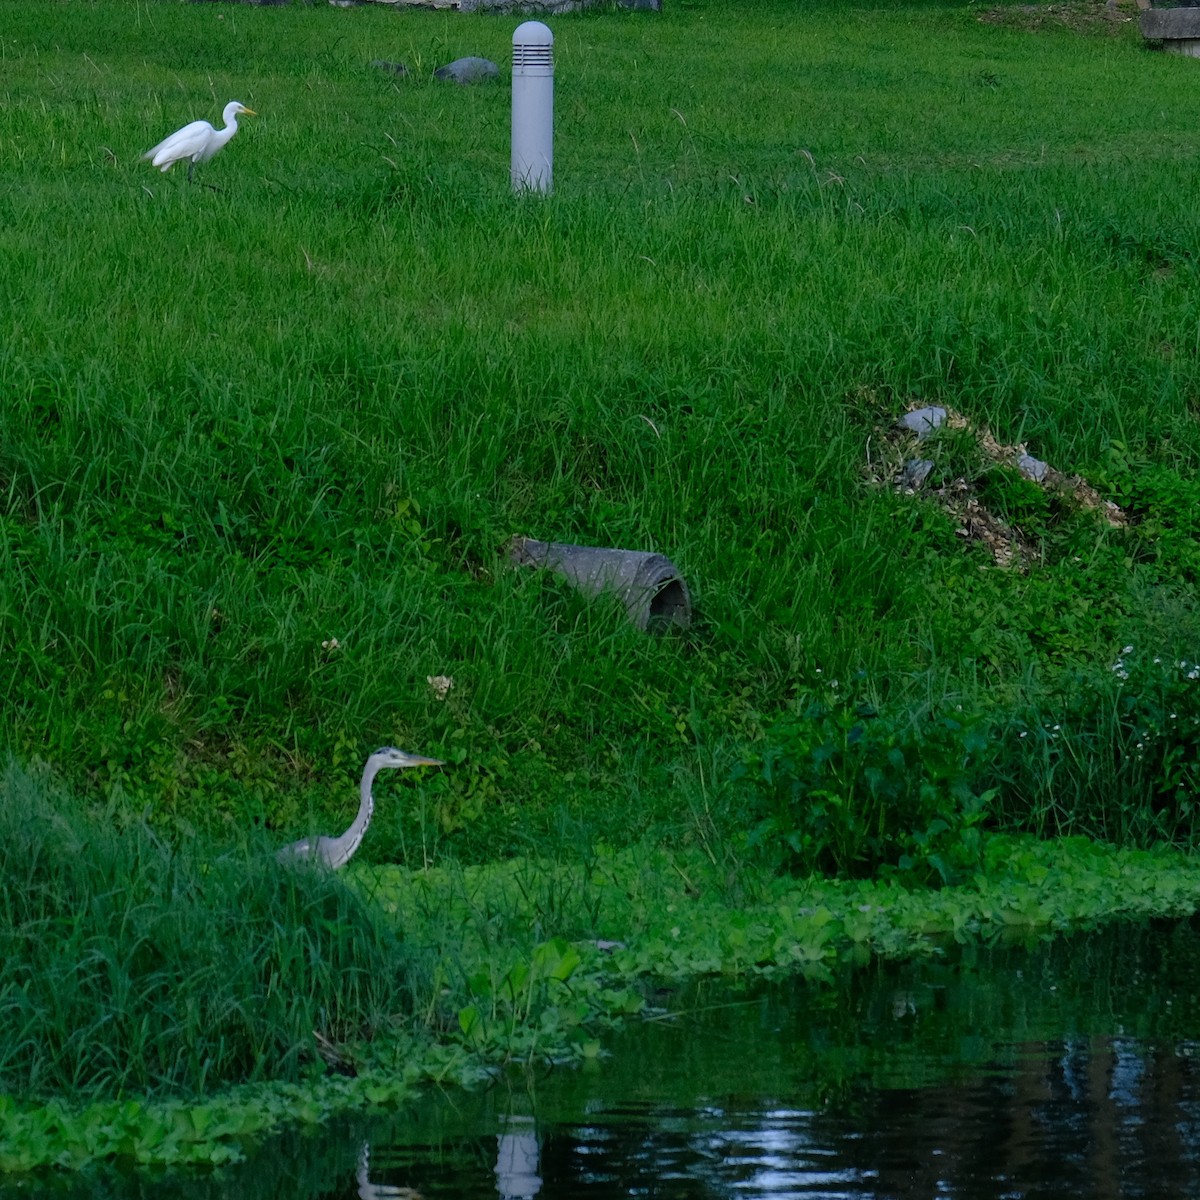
[143,100,256,182]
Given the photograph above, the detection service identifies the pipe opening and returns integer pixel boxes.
[646,578,691,633]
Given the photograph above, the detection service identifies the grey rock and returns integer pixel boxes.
[900,459,935,491]
[370,59,410,76]
[897,406,948,440]
[460,0,659,9]
[434,57,500,85]
[1015,453,1049,483]
[346,0,659,8]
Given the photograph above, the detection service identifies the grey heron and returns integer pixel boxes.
[277,747,443,870]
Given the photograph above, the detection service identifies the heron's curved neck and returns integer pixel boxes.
[329,757,379,861]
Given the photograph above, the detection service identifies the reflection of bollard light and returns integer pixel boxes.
[511,21,554,193]
[495,1115,542,1200]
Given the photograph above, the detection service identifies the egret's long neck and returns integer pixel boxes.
[216,116,238,148]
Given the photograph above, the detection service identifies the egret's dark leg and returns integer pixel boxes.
[190,159,221,192]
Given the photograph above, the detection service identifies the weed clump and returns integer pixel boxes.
[0,764,422,1102]
[731,645,1200,885]
[734,704,992,885]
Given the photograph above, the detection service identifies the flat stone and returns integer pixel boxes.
[1140,6,1200,37]
[434,57,500,84]
[897,406,948,439]
[1015,453,1049,483]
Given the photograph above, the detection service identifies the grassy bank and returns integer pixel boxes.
[4,0,1200,862]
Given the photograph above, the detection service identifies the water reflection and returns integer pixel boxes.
[356,1142,421,1200]
[494,1115,541,1199]
[343,920,1200,1199]
[349,1032,1200,1199]
[9,919,1200,1199]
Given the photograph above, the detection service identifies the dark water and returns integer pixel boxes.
[15,918,1200,1199]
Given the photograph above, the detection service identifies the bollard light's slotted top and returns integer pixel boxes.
[513,20,554,70]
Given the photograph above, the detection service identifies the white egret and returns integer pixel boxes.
[143,100,256,183]
[276,747,444,870]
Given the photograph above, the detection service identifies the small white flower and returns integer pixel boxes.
[321,637,341,652]
[1019,731,1028,738]
[426,674,455,701]
[1123,645,1134,655]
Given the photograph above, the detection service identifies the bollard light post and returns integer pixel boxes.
[511,21,554,193]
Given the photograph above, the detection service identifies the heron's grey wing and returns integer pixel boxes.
[144,119,213,166]
[276,837,313,863]
[313,835,348,868]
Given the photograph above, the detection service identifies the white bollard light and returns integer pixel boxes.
[511,21,554,193]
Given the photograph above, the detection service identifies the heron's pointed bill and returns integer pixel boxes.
[407,755,444,767]
[241,107,258,116]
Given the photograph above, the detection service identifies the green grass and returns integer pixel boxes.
[3,0,1200,858]
[0,762,423,1102]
